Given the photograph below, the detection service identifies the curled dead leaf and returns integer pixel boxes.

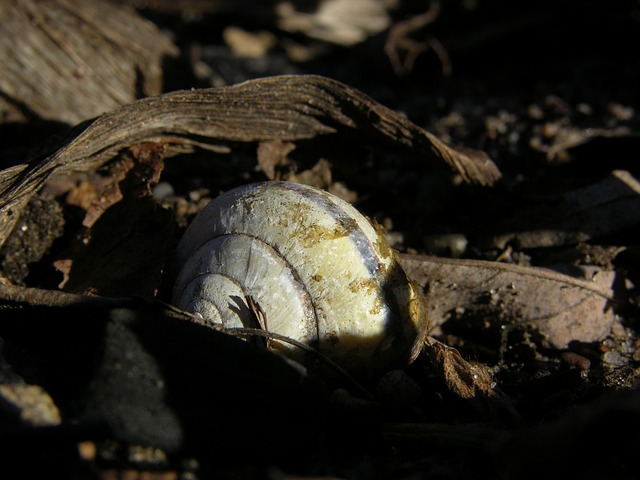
[400,254,619,349]
[0,74,501,249]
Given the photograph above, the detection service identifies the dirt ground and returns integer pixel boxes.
[0,1,639,479]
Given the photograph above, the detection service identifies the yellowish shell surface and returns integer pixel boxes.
[173,181,427,373]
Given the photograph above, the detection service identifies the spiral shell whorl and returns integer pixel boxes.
[173,181,427,373]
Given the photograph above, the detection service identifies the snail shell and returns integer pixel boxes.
[172,181,427,374]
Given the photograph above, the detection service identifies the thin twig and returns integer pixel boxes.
[385,1,451,76]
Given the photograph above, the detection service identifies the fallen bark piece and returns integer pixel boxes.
[0,0,178,125]
[400,254,618,349]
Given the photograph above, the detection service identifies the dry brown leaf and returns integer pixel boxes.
[400,254,618,349]
[276,0,393,46]
[422,337,519,422]
[288,159,334,190]
[1,143,170,293]
[256,139,297,180]
[223,26,277,58]
[0,74,501,249]
[53,197,173,298]
[70,143,166,228]
[0,0,178,125]
[51,145,169,297]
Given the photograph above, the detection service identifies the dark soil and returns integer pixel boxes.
[1,1,639,479]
